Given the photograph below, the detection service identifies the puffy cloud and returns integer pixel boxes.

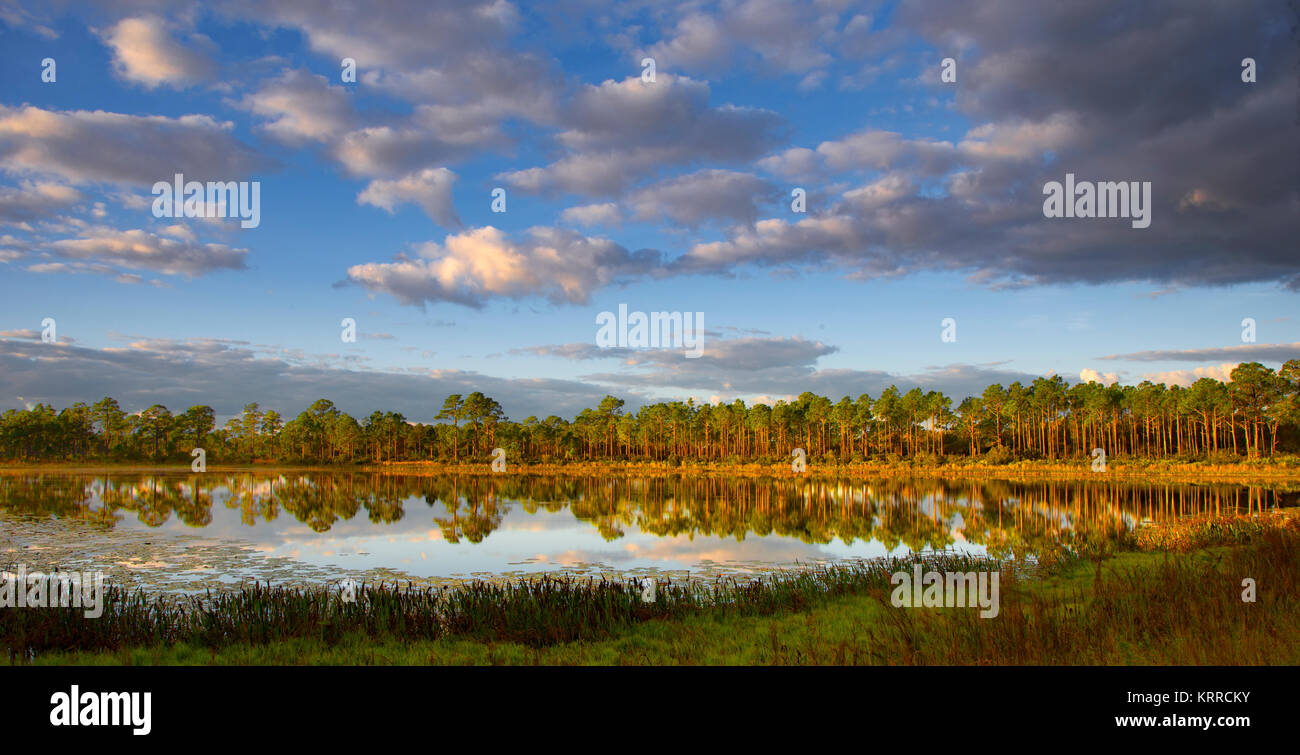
[223,0,519,70]
[499,75,784,196]
[237,69,354,143]
[671,84,1299,289]
[223,0,562,133]
[1078,368,1119,385]
[957,113,1081,161]
[561,203,622,227]
[5,0,1293,308]
[640,0,840,75]
[722,0,837,72]
[238,69,517,179]
[498,148,671,197]
[345,226,663,307]
[840,173,914,210]
[357,168,462,229]
[642,13,730,70]
[560,75,780,156]
[331,124,473,178]
[0,182,82,224]
[0,106,269,187]
[363,55,561,124]
[625,169,777,227]
[100,16,217,89]
[671,213,876,274]
[655,1,1298,291]
[756,147,820,180]
[815,129,959,175]
[1140,363,1239,387]
[46,226,248,276]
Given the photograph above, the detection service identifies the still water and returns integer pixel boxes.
[1,472,1294,589]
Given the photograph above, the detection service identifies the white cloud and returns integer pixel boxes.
[101,16,216,89]
[346,226,662,307]
[499,75,783,196]
[46,226,248,276]
[0,106,268,186]
[238,69,353,143]
[357,168,462,229]
[0,181,82,224]
[561,203,622,227]
[1078,368,1119,385]
[1140,363,1238,387]
[626,169,775,227]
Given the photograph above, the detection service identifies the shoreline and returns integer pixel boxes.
[4,458,1300,483]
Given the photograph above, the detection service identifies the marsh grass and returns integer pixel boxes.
[1133,509,1299,551]
[784,525,1300,665]
[1,552,999,654]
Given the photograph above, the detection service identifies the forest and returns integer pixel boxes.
[1,360,1297,465]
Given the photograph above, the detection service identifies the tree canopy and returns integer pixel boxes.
[3,361,1298,464]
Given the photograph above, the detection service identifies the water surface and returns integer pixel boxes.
[1,471,1293,593]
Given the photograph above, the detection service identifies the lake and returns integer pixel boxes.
[1,471,1294,594]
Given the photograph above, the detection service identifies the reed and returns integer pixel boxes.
[1133,509,1299,551]
[788,525,1300,665]
[1,552,999,653]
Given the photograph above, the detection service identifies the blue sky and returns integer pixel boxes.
[1,0,1296,423]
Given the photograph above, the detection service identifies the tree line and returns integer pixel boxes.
[2,361,1298,465]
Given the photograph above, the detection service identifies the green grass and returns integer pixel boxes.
[2,552,998,655]
[11,515,1298,665]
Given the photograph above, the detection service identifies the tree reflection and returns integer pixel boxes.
[1,472,1294,559]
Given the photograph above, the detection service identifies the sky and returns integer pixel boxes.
[0,0,1297,424]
